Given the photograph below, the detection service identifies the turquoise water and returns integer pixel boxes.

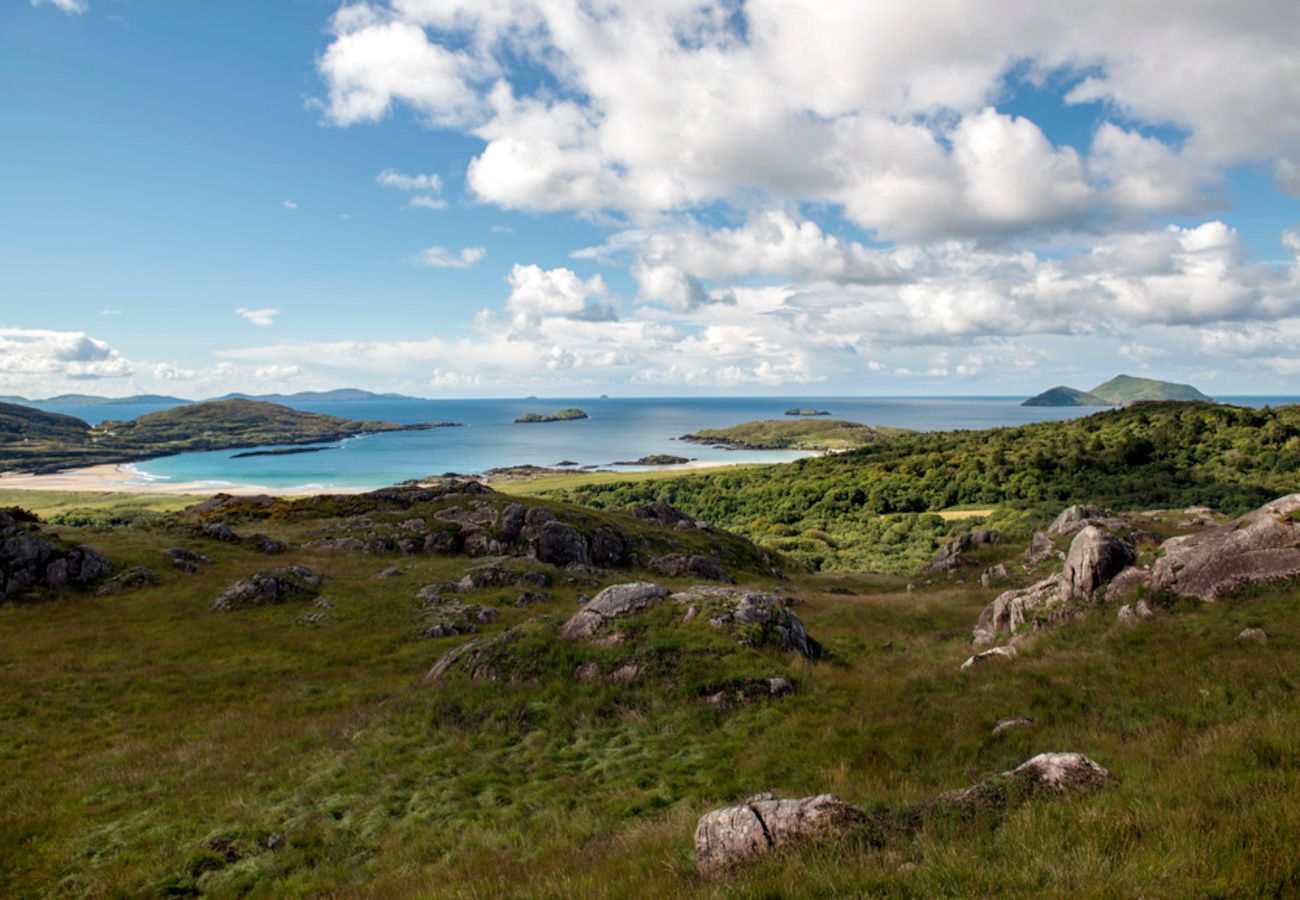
[30,395,1300,492]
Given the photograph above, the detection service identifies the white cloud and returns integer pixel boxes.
[282,199,298,210]
[100,308,122,316]
[255,364,303,381]
[0,328,130,382]
[32,0,87,14]
[499,264,618,332]
[415,245,485,268]
[236,307,280,327]
[407,195,446,210]
[376,168,441,192]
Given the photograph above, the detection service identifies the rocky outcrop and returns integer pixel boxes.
[0,510,111,603]
[670,586,821,658]
[1103,565,1150,604]
[924,529,1002,574]
[647,553,728,582]
[961,644,1017,670]
[561,582,668,639]
[1151,494,1300,601]
[1023,531,1055,566]
[1047,505,1114,535]
[165,547,212,573]
[972,575,1062,647]
[95,565,159,596]
[694,753,1116,878]
[535,521,590,567]
[418,601,498,638]
[211,565,321,611]
[1061,527,1135,600]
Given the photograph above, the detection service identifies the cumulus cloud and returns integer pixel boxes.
[415,245,485,268]
[0,328,130,382]
[499,264,619,331]
[236,307,280,327]
[377,168,446,208]
[32,0,87,14]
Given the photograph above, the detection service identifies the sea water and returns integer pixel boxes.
[30,395,1299,492]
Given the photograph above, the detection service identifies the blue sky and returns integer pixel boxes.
[2,0,1298,398]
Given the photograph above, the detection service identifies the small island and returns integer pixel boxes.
[230,446,338,459]
[610,454,691,466]
[1024,374,1211,407]
[785,408,831,416]
[514,408,589,424]
[681,418,905,452]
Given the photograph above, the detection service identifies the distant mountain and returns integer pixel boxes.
[1023,374,1211,407]
[1021,386,1108,407]
[20,393,192,406]
[0,401,92,443]
[210,389,423,403]
[1089,374,1211,405]
[0,395,28,404]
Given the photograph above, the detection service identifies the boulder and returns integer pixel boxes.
[535,521,590,567]
[164,547,212,573]
[694,794,868,880]
[924,529,1001,574]
[212,565,322,611]
[201,522,240,543]
[1047,505,1112,535]
[249,533,287,555]
[961,645,1017,670]
[589,527,626,567]
[1023,531,1055,566]
[1060,526,1135,600]
[1151,494,1300,601]
[498,502,526,543]
[627,502,695,528]
[992,716,1033,734]
[672,586,821,658]
[95,565,160,596]
[972,574,1062,647]
[1103,565,1150,604]
[561,582,668,639]
[1236,627,1268,644]
[371,566,403,579]
[648,553,729,582]
[0,511,111,603]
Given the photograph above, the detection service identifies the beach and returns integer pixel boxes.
[0,464,368,496]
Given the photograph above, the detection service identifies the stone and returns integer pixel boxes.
[560,582,668,639]
[249,533,287,554]
[972,574,1062,647]
[1060,526,1135,600]
[0,511,111,603]
[1103,565,1150,604]
[164,547,212,573]
[961,645,1017,670]
[694,794,868,880]
[95,565,159,596]
[992,716,1033,734]
[201,522,240,543]
[1236,627,1268,644]
[648,553,728,581]
[535,521,590,567]
[924,529,1002,574]
[371,566,403,579]
[1151,494,1300,601]
[515,591,548,607]
[672,586,821,658]
[1023,531,1054,566]
[767,677,793,696]
[1047,505,1111,536]
[1116,604,1137,625]
[589,527,626,567]
[498,503,526,543]
[212,565,322,611]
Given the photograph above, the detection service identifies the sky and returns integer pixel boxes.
[2,0,1299,399]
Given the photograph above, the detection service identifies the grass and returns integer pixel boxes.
[497,464,770,497]
[0,488,202,523]
[1,497,1298,896]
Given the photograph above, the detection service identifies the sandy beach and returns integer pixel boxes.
[0,464,369,496]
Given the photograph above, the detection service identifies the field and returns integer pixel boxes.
[1,485,1298,896]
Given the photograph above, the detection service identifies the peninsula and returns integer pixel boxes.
[0,398,457,474]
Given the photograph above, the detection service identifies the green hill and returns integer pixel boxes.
[515,408,589,423]
[682,418,903,451]
[1090,374,1211,404]
[1022,386,1109,407]
[1,399,450,474]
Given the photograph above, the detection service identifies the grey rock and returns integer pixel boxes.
[560,582,668,639]
[1103,565,1150,604]
[972,574,1062,647]
[589,527,626,567]
[961,645,1017,670]
[1047,505,1112,536]
[694,794,867,880]
[212,565,322,611]
[1236,627,1268,644]
[924,529,1002,574]
[201,521,240,543]
[498,502,525,543]
[1152,494,1300,601]
[249,533,287,555]
[95,565,159,596]
[371,566,403,579]
[535,521,590,567]
[1061,526,1135,600]
[1116,604,1137,626]
[1023,531,1054,566]
[164,547,212,573]
[648,553,728,581]
[992,716,1033,734]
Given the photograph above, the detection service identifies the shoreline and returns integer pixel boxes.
[0,453,804,497]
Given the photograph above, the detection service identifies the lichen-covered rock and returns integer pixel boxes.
[1103,565,1150,604]
[249,533,287,554]
[1236,627,1268,644]
[694,794,868,880]
[924,529,1002,574]
[1061,526,1136,600]
[672,586,821,658]
[561,582,668,639]
[972,574,1062,647]
[1023,531,1055,566]
[1151,494,1300,601]
[589,527,627,567]
[0,511,111,603]
[992,716,1033,734]
[961,644,1017,670]
[1047,505,1113,535]
[212,565,322,611]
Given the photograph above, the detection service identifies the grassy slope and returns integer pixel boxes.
[1090,374,1211,403]
[684,418,901,451]
[0,508,1297,896]
[0,488,200,524]
[1022,386,1108,407]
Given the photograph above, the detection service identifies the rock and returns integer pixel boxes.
[1023,532,1054,566]
[371,566,403,579]
[1151,494,1300,601]
[972,574,1062,647]
[1047,505,1112,535]
[302,536,365,553]
[535,521,590,567]
[201,521,240,543]
[523,507,557,528]
[1103,565,1150,604]
[498,503,525,543]
[1236,627,1268,644]
[672,586,821,658]
[515,591,548,607]
[185,493,276,517]
[961,645,1017,670]
[1002,752,1117,793]
[924,529,1002,574]
[212,565,322,611]
[95,565,159,596]
[589,527,626,567]
[560,582,668,639]
[1128,529,1161,548]
[648,553,728,581]
[425,627,520,681]
[1116,604,1137,625]
[249,533,287,554]
[0,512,111,603]
[1061,526,1135,600]
[457,563,549,592]
[1135,598,1154,618]
[767,677,793,697]
[992,716,1033,734]
[694,794,868,880]
[164,547,212,573]
[627,502,695,528]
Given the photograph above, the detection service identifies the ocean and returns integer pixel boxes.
[29,395,1300,492]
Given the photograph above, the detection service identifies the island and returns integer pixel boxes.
[229,446,339,459]
[680,418,904,451]
[0,398,458,474]
[610,454,691,466]
[514,408,589,424]
[1023,374,1211,407]
[785,408,831,416]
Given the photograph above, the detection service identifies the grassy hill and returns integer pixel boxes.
[1022,386,1108,407]
[0,399,448,474]
[683,418,902,451]
[0,480,1297,895]
[1024,374,1211,407]
[550,402,1300,571]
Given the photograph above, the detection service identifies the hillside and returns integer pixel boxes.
[0,399,453,474]
[212,389,421,403]
[0,478,1298,894]
[1024,374,1211,407]
[0,402,93,444]
[682,418,900,451]
[1022,386,1108,407]
[551,402,1300,571]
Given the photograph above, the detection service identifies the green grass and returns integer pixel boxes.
[0,488,202,525]
[1,506,1298,896]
